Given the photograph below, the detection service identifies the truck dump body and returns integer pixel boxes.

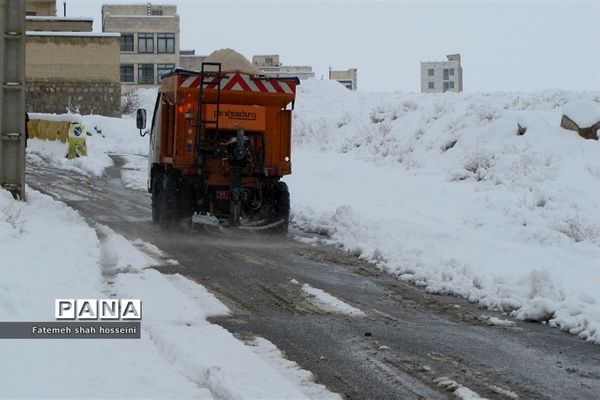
[146,62,298,232]
[158,70,297,183]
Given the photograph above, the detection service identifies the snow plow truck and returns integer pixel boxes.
[136,50,298,233]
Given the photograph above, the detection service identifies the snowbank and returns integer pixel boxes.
[562,100,600,127]
[26,112,150,177]
[0,189,205,398]
[0,188,338,399]
[289,80,600,343]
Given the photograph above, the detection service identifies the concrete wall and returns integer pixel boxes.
[253,55,280,67]
[26,0,56,16]
[26,82,121,116]
[26,18,93,32]
[180,55,207,71]
[26,34,121,116]
[102,4,177,17]
[26,34,120,82]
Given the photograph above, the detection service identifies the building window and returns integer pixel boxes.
[428,82,434,89]
[157,64,175,82]
[120,64,134,83]
[157,33,175,53]
[120,34,134,52]
[138,64,154,84]
[444,81,456,91]
[449,69,455,76]
[428,68,434,76]
[138,33,154,54]
[26,11,37,16]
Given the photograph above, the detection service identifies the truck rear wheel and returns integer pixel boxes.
[156,169,182,228]
[272,181,290,234]
[151,171,162,224]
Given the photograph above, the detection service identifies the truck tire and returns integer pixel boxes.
[157,170,182,228]
[272,181,290,234]
[151,171,162,224]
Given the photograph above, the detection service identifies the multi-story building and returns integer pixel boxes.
[101,3,180,87]
[252,55,315,80]
[329,68,358,90]
[421,54,463,93]
[24,0,121,116]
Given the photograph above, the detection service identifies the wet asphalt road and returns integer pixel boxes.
[26,155,600,400]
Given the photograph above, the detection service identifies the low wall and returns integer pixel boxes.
[26,81,121,117]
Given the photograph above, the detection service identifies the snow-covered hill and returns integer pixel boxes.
[289,80,600,343]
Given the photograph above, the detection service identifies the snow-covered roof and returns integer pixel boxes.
[26,31,120,38]
[104,15,177,18]
[28,112,82,123]
[26,16,94,22]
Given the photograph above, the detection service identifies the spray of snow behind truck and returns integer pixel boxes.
[136,50,298,233]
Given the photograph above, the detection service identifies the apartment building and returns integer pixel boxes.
[421,54,463,93]
[252,55,315,80]
[329,68,358,90]
[102,3,180,87]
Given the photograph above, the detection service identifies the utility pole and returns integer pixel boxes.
[0,0,26,200]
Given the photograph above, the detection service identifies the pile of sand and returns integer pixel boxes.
[203,48,259,75]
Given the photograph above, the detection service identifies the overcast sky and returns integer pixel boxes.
[65,0,600,92]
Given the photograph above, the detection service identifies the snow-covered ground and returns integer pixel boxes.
[288,79,600,343]
[0,191,337,397]
[298,281,366,317]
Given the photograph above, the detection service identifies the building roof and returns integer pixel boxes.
[26,31,120,37]
[26,16,94,22]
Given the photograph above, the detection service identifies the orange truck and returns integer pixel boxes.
[136,62,298,232]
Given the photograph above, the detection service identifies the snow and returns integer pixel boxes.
[120,154,148,190]
[288,79,600,343]
[82,114,149,156]
[247,337,342,400]
[28,112,82,123]
[0,187,338,398]
[98,224,158,272]
[434,376,488,399]
[26,112,150,177]
[0,189,103,322]
[301,283,366,317]
[28,137,112,177]
[483,316,515,327]
[562,100,600,127]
